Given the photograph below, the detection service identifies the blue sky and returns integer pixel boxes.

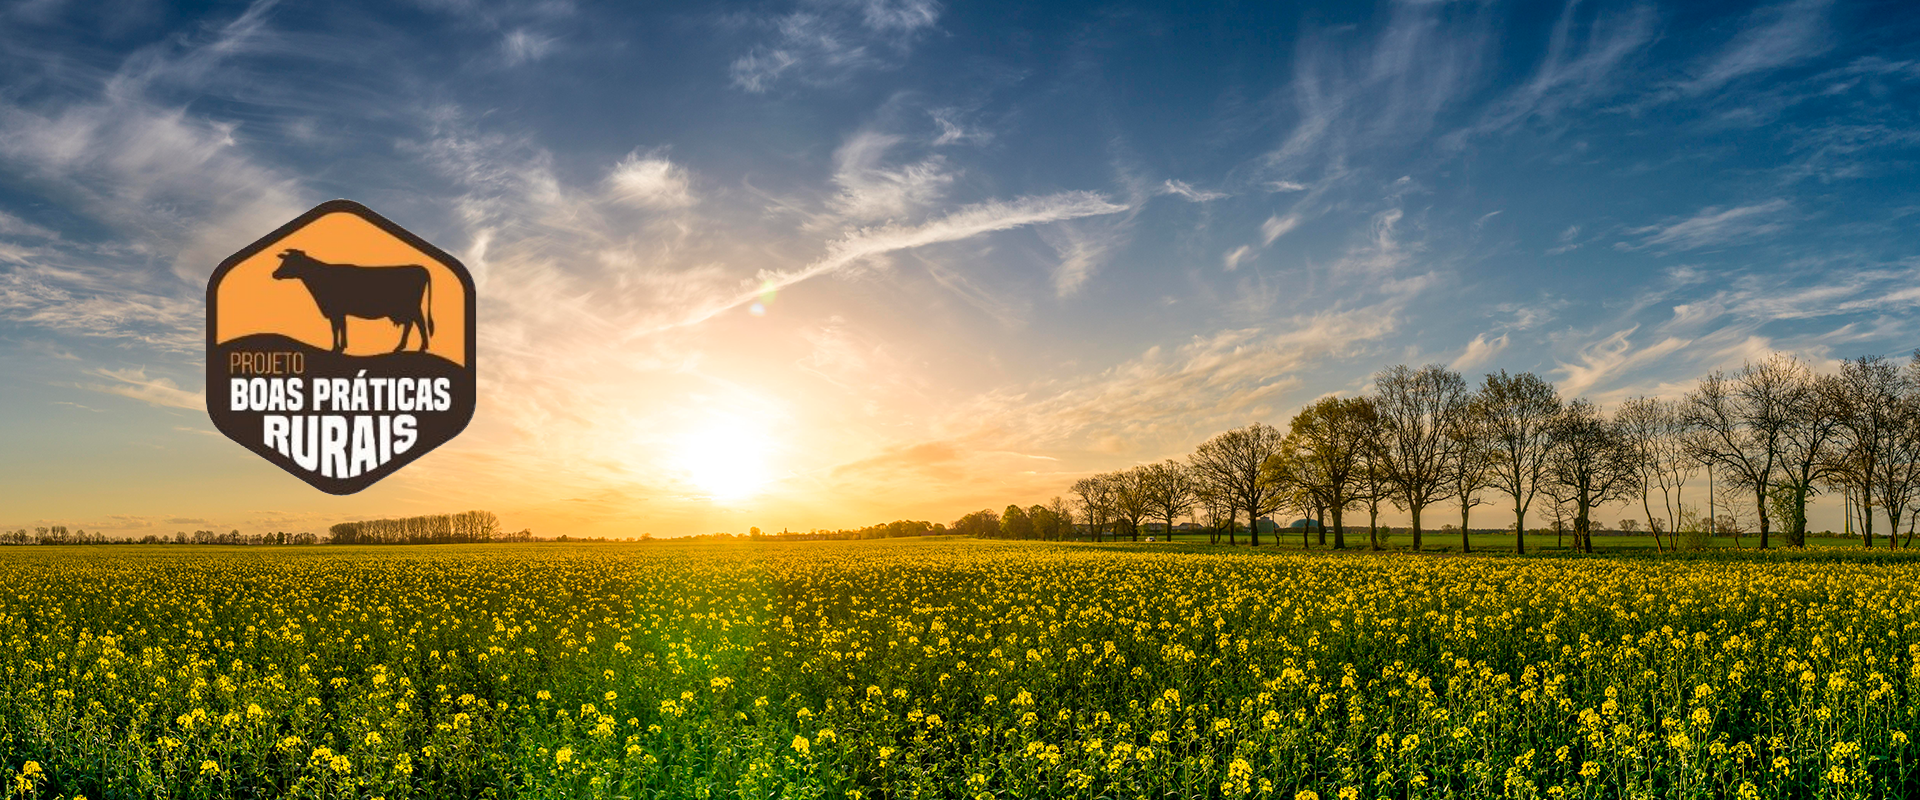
[1,0,1917,537]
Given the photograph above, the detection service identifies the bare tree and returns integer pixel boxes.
[1882,362,1920,548]
[1683,357,1799,548]
[1546,400,1641,553]
[1478,370,1561,554]
[1277,396,1378,550]
[1141,460,1197,541]
[1046,496,1076,541]
[1771,367,1846,545]
[1831,356,1909,547]
[1373,365,1468,550]
[1110,466,1155,541]
[1189,423,1288,547]
[1196,481,1235,544]
[1071,475,1115,542]
[1446,391,1495,553]
[1618,396,1696,552]
[1265,452,1315,548]
[1540,478,1573,549]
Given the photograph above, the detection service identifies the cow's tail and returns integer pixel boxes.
[424,274,435,340]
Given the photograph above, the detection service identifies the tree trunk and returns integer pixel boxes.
[1755,489,1770,549]
[1861,482,1874,548]
[1410,505,1423,551]
[1576,502,1593,553]
[1460,502,1472,554]
[1642,493,1664,554]
[1315,502,1326,546]
[1369,503,1381,551]
[1246,503,1260,547]
[1514,508,1527,555]
[1227,510,1236,546]
[1332,502,1346,550]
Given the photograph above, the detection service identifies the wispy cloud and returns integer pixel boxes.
[1450,331,1510,370]
[1621,199,1792,253]
[606,150,696,209]
[1333,207,1414,275]
[774,191,1129,308]
[1042,216,1133,297]
[730,0,941,92]
[948,305,1403,460]
[1261,213,1301,246]
[1160,179,1227,202]
[77,367,204,410]
[1222,245,1255,272]
[1699,259,1920,323]
[1448,1,1655,145]
[1555,325,1692,398]
[0,261,203,352]
[829,130,954,221]
[500,28,558,66]
[0,211,58,240]
[1678,0,1834,96]
[1264,0,1496,181]
[916,253,1027,328]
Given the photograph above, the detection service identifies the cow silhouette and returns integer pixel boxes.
[271,249,434,353]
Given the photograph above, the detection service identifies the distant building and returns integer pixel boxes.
[1287,518,1322,529]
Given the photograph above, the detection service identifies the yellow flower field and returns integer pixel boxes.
[1,539,1916,798]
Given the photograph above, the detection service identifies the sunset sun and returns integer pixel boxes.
[673,417,772,502]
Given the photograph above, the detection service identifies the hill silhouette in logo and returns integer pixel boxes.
[215,333,466,377]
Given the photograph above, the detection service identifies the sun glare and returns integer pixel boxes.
[674,417,773,501]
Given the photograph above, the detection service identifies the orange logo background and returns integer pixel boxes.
[213,211,468,366]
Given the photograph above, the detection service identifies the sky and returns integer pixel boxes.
[1,0,1918,539]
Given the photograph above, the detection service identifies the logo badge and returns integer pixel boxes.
[206,199,476,494]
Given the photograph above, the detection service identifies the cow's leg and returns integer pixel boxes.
[418,315,430,351]
[332,318,346,353]
[395,318,411,353]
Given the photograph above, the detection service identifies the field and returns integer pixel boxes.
[3,540,1919,799]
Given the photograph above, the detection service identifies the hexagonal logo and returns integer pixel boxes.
[206,199,476,494]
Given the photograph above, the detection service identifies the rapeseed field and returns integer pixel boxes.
[1,539,1915,799]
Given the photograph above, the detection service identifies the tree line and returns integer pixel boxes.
[744,520,948,541]
[0,526,323,545]
[327,510,506,545]
[961,351,1920,553]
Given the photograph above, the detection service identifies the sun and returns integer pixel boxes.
[673,416,773,501]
